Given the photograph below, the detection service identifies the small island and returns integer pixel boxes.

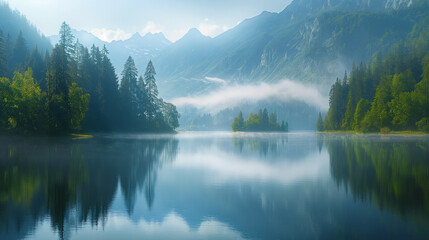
[232,108,288,132]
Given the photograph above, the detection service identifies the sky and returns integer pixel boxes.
[3,0,292,42]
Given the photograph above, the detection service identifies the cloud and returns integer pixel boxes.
[175,147,330,185]
[197,23,221,37]
[205,77,227,84]
[141,21,163,35]
[197,22,233,38]
[171,79,329,112]
[32,212,246,240]
[91,28,132,42]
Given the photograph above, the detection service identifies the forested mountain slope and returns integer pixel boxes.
[154,0,422,98]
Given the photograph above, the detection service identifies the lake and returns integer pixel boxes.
[0,132,428,240]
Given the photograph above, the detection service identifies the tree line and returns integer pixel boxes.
[232,109,288,132]
[0,22,179,134]
[318,18,429,133]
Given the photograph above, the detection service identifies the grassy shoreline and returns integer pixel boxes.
[71,134,94,140]
[317,130,428,135]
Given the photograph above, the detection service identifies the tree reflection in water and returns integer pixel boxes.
[0,135,178,240]
[324,134,429,222]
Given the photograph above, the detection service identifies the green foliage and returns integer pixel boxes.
[69,83,90,130]
[353,99,371,132]
[322,19,429,133]
[231,111,244,131]
[10,31,28,72]
[0,77,13,130]
[316,112,324,131]
[0,30,8,78]
[232,109,288,132]
[162,102,180,130]
[9,69,44,133]
[368,84,392,130]
[0,70,89,134]
[119,56,139,126]
[245,113,261,131]
[324,78,348,130]
[389,92,415,128]
[416,118,429,132]
[0,21,178,134]
[119,58,178,132]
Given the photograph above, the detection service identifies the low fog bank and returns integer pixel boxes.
[169,79,328,131]
[171,79,329,113]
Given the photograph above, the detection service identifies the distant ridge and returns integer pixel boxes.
[48,0,422,100]
[0,3,52,52]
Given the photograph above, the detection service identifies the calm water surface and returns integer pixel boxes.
[0,132,428,240]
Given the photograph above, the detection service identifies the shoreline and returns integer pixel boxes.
[317,131,429,136]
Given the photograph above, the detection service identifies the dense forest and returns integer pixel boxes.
[0,22,179,135]
[232,109,288,132]
[318,17,429,133]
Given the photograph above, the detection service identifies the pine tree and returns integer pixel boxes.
[144,60,159,120]
[84,45,103,130]
[119,56,139,127]
[11,31,28,72]
[316,112,324,131]
[137,75,148,120]
[59,22,75,59]
[261,108,269,130]
[100,45,120,130]
[46,22,75,134]
[0,30,8,77]
[27,47,47,90]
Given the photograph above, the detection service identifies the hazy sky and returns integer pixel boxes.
[4,0,292,42]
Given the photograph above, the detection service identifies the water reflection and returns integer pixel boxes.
[325,134,429,220]
[0,133,428,239]
[30,212,247,240]
[0,135,178,239]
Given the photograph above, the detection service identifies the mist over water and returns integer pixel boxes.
[171,79,329,112]
[1,133,428,240]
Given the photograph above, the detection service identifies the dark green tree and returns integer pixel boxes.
[144,60,159,120]
[27,47,47,91]
[0,30,8,77]
[46,22,75,134]
[162,102,180,130]
[119,56,139,128]
[10,31,28,72]
[99,45,121,130]
[316,112,324,131]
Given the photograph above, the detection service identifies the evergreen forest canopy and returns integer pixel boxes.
[232,109,288,132]
[0,22,179,135]
[318,16,429,133]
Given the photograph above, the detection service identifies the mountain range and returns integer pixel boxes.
[49,0,423,100]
